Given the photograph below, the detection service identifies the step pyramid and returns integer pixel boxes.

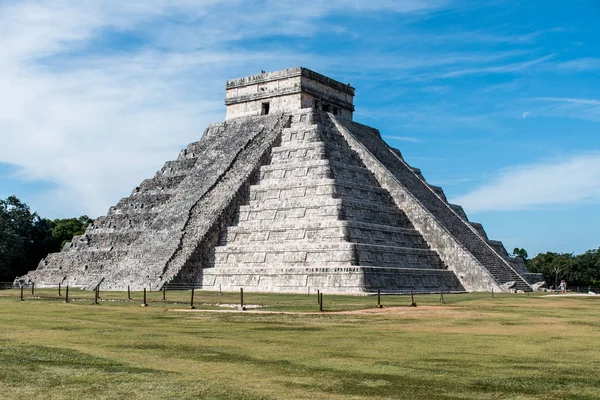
[20,67,543,293]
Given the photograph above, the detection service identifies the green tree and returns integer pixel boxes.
[0,196,93,281]
[51,216,93,248]
[0,196,54,280]
[528,252,575,288]
[573,248,600,286]
[512,248,529,261]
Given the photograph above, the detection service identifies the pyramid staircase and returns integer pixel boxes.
[199,110,464,293]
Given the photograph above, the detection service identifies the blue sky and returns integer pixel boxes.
[0,0,599,256]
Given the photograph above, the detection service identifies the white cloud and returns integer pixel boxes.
[1,0,582,220]
[522,111,529,118]
[451,153,600,212]
[383,135,423,143]
[0,0,451,217]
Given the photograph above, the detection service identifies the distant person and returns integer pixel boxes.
[560,280,567,295]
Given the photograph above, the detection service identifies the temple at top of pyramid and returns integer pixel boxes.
[19,67,544,293]
[225,67,355,120]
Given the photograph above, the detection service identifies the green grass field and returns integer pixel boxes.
[1,288,599,399]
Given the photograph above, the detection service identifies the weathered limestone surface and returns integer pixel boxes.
[192,109,463,293]
[23,113,289,290]
[226,67,354,120]
[332,116,537,292]
[20,67,542,293]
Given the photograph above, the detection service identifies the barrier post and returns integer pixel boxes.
[240,288,246,311]
[319,293,323,312]
[141,288,148,307]
[188,288,195,309]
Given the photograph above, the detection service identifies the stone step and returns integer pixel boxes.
[138,174,186,193]
[281,125,321,143]
[237,197,343,222]
[112,193,174,214]
[259,159,331,180]
[220,219,422,249]
[237,196,409,226]
[354,244,445,269]
[213,242,442,270]
[212,242,356,267]
[93,213,158,230]
[329,161,379,185]
[249,178,393,205]
[346,222,428,248]
[69,231,142,251]
[222,220,347,245]
[160,158,197,176]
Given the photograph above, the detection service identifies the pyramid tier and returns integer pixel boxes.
[248,178,395,206]
[212,242,442,269]
[236,197,412,227]
[221,220,430,249]
[197,266,463,294]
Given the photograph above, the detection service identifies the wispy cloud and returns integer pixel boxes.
[427,54,555,80]
[534,97,600,105]
[383,135,423,143]
[555,57,600,72]
[451,153,600,212]
[528,97,600,122]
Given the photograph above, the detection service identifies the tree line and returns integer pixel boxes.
[0,196,92,281]
[513,247,600,288]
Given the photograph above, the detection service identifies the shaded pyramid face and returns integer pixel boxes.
[21,67,543,293]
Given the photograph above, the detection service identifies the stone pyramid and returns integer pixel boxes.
[21,67,543,293]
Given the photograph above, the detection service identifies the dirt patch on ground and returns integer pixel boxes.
[170,305,463,316]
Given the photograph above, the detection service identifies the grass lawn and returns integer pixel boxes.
[0,288,599,399]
